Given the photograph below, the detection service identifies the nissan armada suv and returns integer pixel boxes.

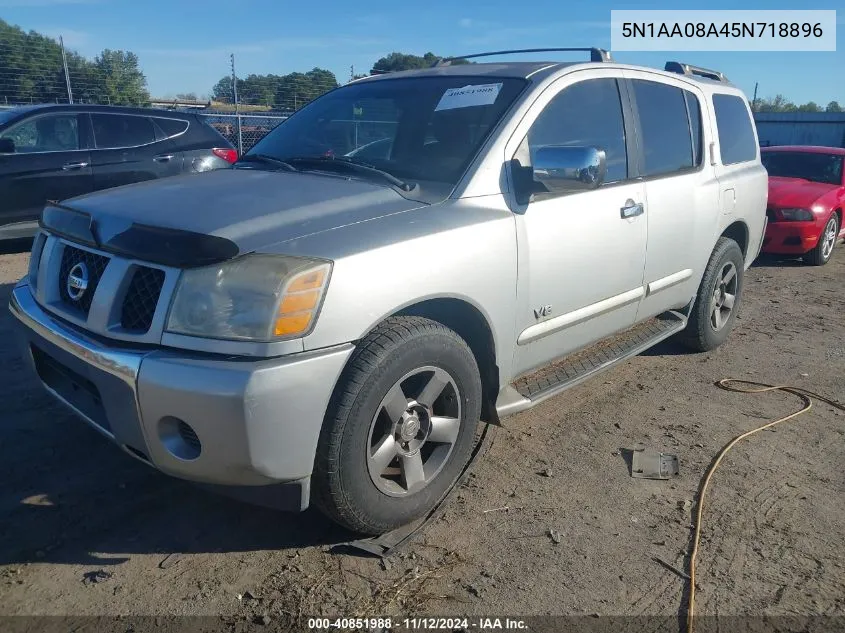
[9,49,767,535]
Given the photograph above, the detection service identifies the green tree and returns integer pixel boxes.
[371,51,469,73]
[95,49,149,105]
[755,94,797,113]
[826,101,842,113]
[796,101,821,112]
[0,20,150,105]
[209,68,338,110]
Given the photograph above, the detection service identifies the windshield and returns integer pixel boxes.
[762,151,844,186]
[245,76,527,188]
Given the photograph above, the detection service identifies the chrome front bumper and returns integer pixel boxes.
[9,281,354,509]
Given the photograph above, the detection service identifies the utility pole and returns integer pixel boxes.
[350,65,354,82]
[752,82,759,112]
[231,53,243,155]
[59,35,73,104]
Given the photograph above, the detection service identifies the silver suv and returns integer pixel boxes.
[9,49,767,534]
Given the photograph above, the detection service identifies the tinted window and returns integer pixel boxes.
[91,114,156,149]
[762,151,843,186]
[712,94,757,165]
[631,80,695,177]
[685,90,703,166]
[154,117,189,138]
[248,76,526,186]
[524,78,628,182]
[0,114,79,153]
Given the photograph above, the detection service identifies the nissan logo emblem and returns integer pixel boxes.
[66,262,89,301]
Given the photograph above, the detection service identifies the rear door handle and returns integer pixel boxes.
[621,199,644,218]
[153,154,174,163]
[62,161,89,170]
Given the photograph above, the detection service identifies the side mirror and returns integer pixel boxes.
[0,138,15,154]
[532,145,607,193]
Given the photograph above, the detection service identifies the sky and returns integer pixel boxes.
[1,0,843,105]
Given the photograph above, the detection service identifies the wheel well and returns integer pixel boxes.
[721,221,749,258]
[834,208,842,226]
[394,299,500,423]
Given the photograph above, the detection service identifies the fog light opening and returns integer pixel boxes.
[158,416,202,461]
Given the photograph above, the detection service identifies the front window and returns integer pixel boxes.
[244,76,526,189]
[0,113,80,153]
[762,151,844,186]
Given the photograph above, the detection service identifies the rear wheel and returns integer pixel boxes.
[312,316,482,535]
[680,237,745,352]
[803,214,839,266]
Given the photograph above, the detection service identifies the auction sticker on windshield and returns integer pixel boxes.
[435,83,503,111]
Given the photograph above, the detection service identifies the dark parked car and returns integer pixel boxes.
[0,104,238,240]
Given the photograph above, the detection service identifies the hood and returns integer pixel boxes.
[767,176,838,209]
[59,168,426,254]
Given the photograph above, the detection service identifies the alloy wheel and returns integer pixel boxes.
[710,261,738,331]
[366,366,461,497]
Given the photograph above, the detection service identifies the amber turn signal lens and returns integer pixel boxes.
[287,268,326,293]
[279,289,320,314]
[273,312,312,337]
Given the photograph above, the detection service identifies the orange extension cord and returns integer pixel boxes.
[686,379,845,633]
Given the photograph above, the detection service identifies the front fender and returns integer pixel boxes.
[297,199,519,380]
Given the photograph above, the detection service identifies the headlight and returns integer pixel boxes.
[166,254,331,341]
[779,208,813,221]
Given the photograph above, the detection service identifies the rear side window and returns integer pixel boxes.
[153,117,189,138]
[91,114,156,149]
[712,94,757,165]
[631,79,695,177]
[525,78,628,182]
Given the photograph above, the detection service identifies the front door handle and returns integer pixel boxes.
[153,154,174,163]
[62,161,89,171]
[621,199,644,219]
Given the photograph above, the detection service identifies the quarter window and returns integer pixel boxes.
[91,114,156,149]
[153,117,189,138]
[0,114,80,153]
[712,94,757,165]
[631,79,696,177]
[521,78,628,183]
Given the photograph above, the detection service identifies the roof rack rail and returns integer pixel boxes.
[664,61,728,83]
[433,47,612,67]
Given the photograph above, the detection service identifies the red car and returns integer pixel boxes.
[761,145,845,266]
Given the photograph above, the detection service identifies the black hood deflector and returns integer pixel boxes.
[40,203,240,268]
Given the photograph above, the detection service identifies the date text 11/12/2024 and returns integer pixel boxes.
[307,617,528,630]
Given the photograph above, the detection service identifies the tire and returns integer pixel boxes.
[803,213,839,266]
[312,316,482,535]
[679,237,745,352]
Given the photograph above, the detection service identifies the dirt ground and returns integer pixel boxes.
[0,238,843,631]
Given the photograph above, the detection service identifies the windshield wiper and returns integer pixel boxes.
[285,155,415,192]
[234,153,297,172]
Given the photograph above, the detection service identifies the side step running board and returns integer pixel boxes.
[496,311,687,417]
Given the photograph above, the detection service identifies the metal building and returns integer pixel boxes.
[753,112,845,148]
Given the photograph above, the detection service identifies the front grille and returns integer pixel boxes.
[121,266,165,333]
[58,245,109,314]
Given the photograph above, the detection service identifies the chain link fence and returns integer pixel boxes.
[199,113,289,153]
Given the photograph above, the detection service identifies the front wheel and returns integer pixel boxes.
[680,237,745,352]
[803,214,839,266]
[312,316,482,535]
